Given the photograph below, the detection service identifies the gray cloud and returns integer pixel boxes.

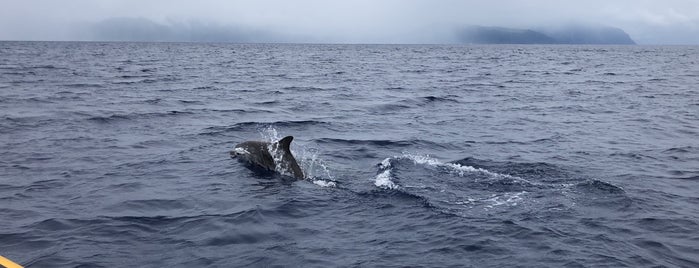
[1,0,698,44]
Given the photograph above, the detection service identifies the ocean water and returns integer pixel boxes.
[1,42,698,267]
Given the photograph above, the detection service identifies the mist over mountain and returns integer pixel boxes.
[456,26,557,44]
[537,24,636,44]
[86,17,282,42]
[457,25,635,45]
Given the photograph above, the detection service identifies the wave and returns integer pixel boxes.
[62,83,105,88]
[86,110,194,123]
[111,76,179,84]
[675,175,699,180]
[368,95,461,113]
[661,146,699,164]
[253,100,280,105]
[369,103,412,112]
[30,65,66,70]
[355,189,436,210]
[178,99,203,104]
[15,206,302,237]
[481,135,565,145]
[420,95,461,104]
[452,157,570,182]
[662,146,697,154]
[105,199,191,213]
[202,108,252,113]
[609,152,656,160]
[263,119,330,131]
[315,138,447,149]
[200,120,329,136]
[573,179,625,194]
[281,86,333,92]
[0,64,69,71]
[192,85,222,90]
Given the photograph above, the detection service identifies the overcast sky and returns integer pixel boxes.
[1,0,698,44]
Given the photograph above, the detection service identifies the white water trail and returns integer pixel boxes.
[373,153,532,190]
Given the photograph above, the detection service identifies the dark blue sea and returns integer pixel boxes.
[1,42,698,267]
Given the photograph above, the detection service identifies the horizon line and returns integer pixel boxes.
[3,39,697,46]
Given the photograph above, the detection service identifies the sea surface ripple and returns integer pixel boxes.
[1,42,698,267]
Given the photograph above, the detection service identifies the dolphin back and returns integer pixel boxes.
[232,136,305,180]
[275,136,305,179]
[278,136,294,152]
[234,141,276,171]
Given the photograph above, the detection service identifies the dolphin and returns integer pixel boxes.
[230,136,305,179]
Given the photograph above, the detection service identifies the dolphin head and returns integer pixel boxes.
[230,140,271,166]
[229,143,252,158]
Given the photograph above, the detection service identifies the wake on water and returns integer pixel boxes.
[248,127,627,217]
[373,153,628,216]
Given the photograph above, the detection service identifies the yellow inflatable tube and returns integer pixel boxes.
[0,255,22,268]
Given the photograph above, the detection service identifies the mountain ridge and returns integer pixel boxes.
[457,25,636,45]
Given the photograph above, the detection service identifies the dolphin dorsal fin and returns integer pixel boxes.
[277,136,294,152]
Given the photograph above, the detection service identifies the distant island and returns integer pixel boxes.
[456,25,636,45]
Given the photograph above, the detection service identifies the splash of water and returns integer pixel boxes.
[258,126,336,187]
[376,157,398,189]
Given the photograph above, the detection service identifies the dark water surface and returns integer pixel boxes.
[1,42,698,267]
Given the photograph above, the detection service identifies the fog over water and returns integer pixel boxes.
[1,0,699,44]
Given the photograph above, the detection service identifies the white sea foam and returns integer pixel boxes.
[374,157,398,189]
[451,191,527,210]
[483,191,527,208]
[375,169,398,189]
[379,157,391,169]
[312,179,337,188]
